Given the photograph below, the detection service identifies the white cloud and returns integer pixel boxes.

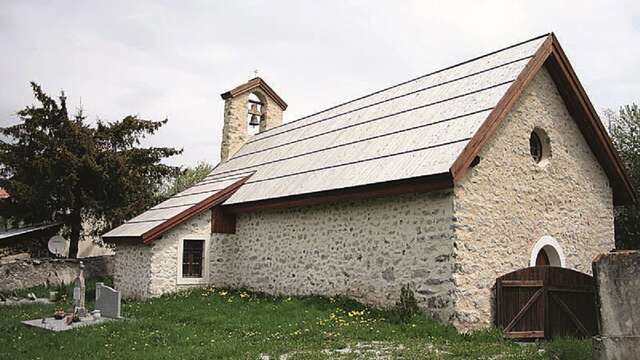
[1,0,638,166]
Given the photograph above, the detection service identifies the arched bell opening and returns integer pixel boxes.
[247,92,265,136]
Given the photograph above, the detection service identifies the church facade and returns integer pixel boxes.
[103,34,634,330]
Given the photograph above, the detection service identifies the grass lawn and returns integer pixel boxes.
[0,278,590,359]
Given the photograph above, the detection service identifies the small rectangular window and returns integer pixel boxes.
[182,239,204,278]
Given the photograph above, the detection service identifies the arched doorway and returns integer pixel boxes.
[530,236,565,267]
[535,248,550,266]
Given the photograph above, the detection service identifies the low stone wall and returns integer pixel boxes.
[0,255,114,292]
[592,250,640,360]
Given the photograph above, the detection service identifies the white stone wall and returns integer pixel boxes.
[451,67,615,330]
[113,192,457,322]
[112,68,614,331]
[148,211,211,296]
[113,211,211,298]
[210,191,457,322]
[114,244,151,299]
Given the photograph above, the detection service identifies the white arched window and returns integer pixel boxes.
[529,236,565,267]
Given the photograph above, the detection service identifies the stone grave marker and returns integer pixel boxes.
[95,282,121,319]
[72,261,87,317]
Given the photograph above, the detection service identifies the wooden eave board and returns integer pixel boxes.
[102,176,249,239]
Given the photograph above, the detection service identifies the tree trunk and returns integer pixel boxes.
[67,210,81,259]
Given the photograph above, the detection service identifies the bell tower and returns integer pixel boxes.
[219,77,287,162]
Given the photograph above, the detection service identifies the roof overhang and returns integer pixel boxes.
[103,175,251,245]
[104,34,635,245]
[222,173,454,214]
[450,33,636,206]
[0,222,62,242]
[220,77,288,110]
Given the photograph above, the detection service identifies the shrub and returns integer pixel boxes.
[389,284,420,323]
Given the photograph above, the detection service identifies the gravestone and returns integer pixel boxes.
[95,282,121,319]
[72,262,87,317]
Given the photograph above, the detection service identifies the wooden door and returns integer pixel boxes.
[536,249,550,266]
[495,266,597,340]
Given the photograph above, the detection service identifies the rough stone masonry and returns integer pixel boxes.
[113,69,614,331]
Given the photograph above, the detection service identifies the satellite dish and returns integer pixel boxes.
[48,235,67,257]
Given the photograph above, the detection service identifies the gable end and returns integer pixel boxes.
[451,33,635,205]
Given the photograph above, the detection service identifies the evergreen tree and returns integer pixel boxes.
[0,83,182,258]
[606,104,640,249]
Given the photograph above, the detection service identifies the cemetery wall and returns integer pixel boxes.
[592,250,640,359]
[0,255,113,292]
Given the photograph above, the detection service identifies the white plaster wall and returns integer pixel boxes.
[451,67,615,330]
[210,191,457,322]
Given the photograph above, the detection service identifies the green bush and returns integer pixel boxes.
[388,284,420,323]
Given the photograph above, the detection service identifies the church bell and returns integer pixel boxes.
[248,102,262,127]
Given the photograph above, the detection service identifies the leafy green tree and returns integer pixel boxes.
[0,83,182,258]
[159,161,215,199]
[606,104,640,249]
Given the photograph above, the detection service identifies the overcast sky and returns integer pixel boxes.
[1,1,639,167]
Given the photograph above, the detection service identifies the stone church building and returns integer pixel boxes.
[103,33,634,330]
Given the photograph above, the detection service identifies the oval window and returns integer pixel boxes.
[529,128,551,165]
[530,131,542,163]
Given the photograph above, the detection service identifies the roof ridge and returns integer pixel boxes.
[233,55,531,153]
[207,107,495,179]
[248,33,550,140]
